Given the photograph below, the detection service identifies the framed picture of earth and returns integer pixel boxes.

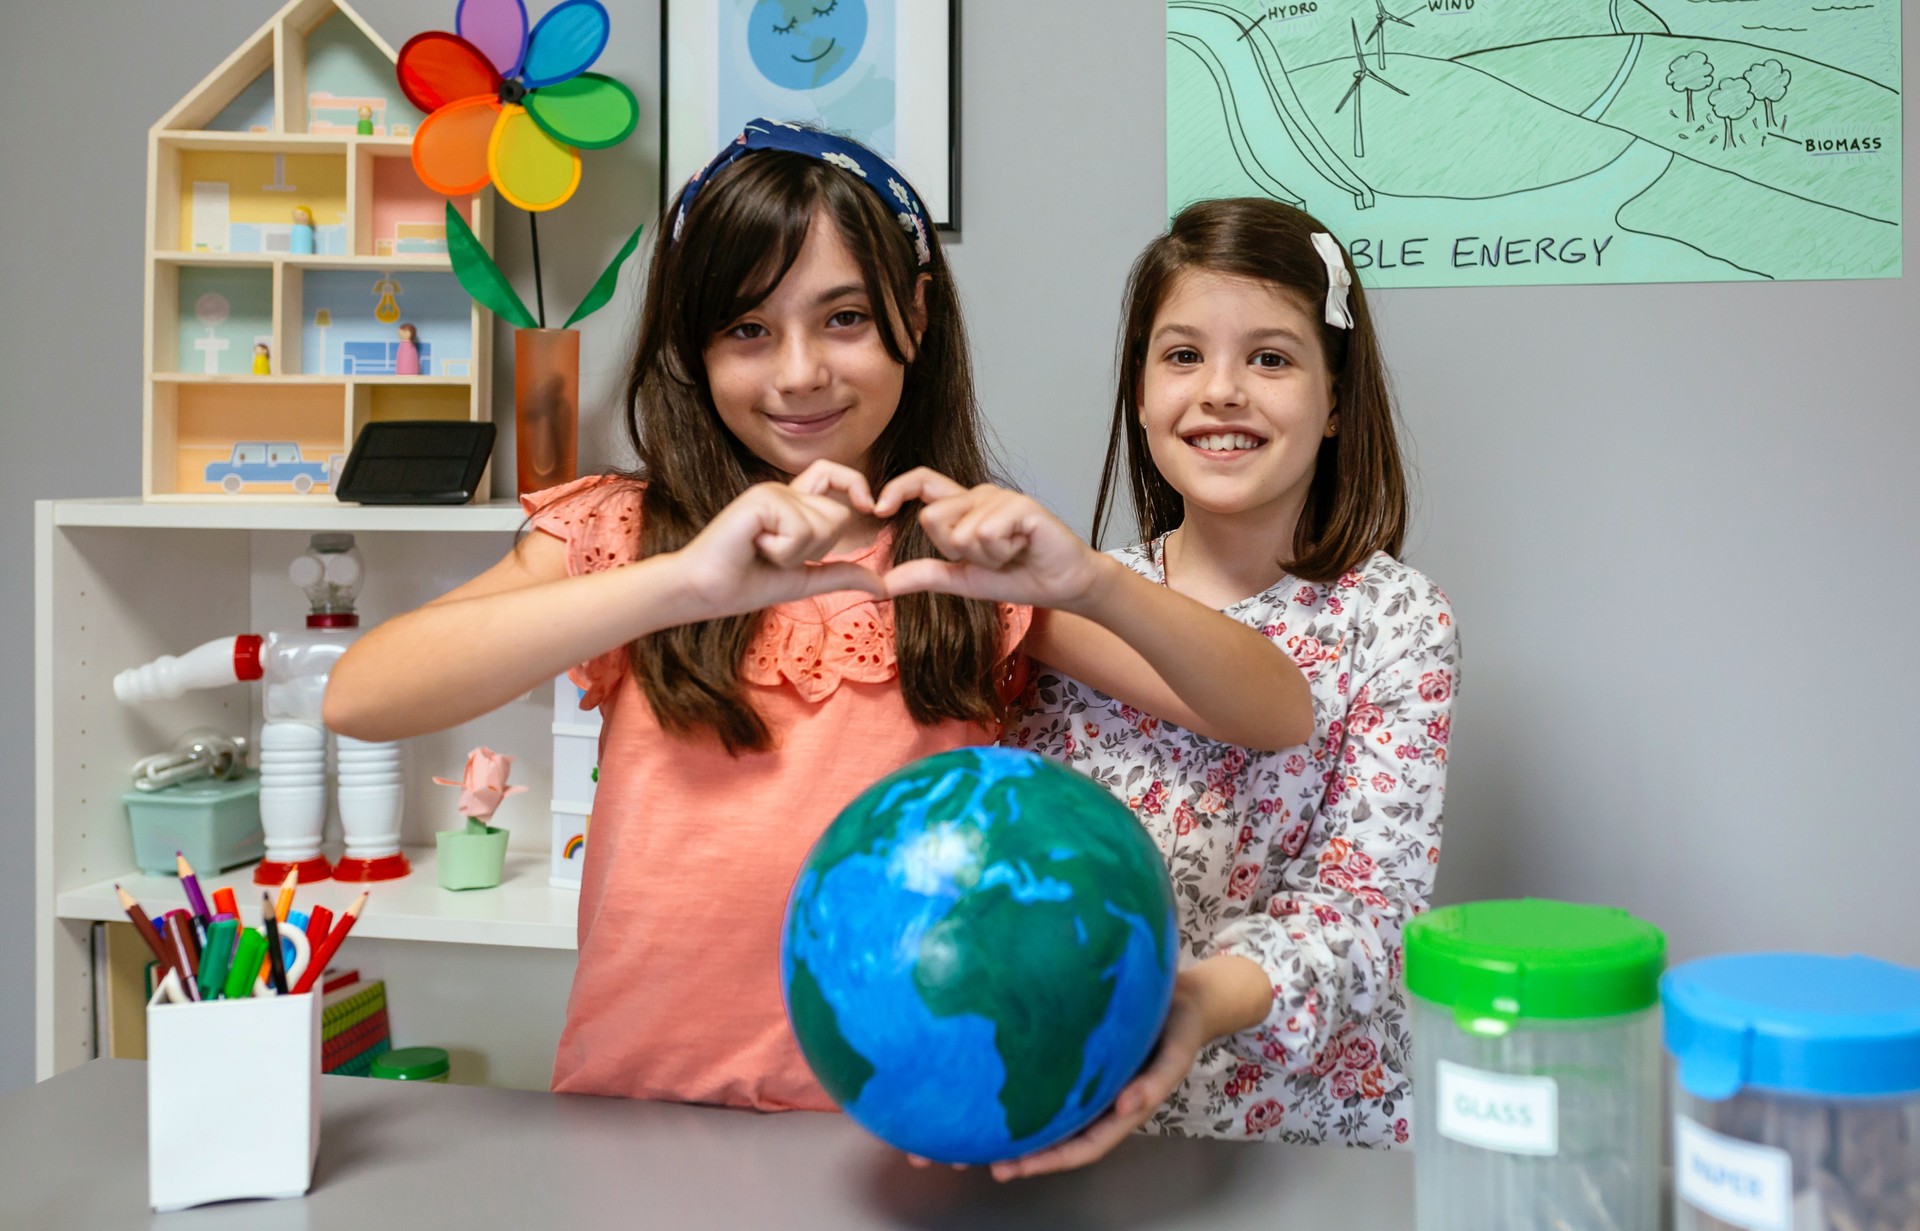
[662,0,959,228]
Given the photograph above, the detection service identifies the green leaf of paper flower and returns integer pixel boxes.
[563,221,644,329]
[446,202,537,330]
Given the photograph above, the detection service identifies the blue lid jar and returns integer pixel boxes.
[1662,953,1920,1101]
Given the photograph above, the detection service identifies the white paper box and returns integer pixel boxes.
[146,985,321,1212]
[551,731,600,808]
[551,803,589,889]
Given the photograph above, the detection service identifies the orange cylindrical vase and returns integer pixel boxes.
[514,328,580,496]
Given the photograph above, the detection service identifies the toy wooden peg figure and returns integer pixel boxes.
[291,205,315,256]
[356,104,374,136]
[252,342,271,375]
[395,323,420,375]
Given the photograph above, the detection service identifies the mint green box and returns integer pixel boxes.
[121,774,263,876]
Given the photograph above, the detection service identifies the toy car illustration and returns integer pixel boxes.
[204,442,340,494]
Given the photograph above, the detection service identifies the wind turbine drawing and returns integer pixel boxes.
[1363,0,1415,71]
[1334,18,1409,158]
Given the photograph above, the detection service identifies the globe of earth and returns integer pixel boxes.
[781,746,1178,1164]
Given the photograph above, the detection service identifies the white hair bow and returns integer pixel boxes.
[1311,232,1354,329]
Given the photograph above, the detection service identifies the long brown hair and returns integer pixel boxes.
[613,147,1008,753]
[1092,198,1407,582]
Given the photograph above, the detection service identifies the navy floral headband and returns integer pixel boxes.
[672,118,934,268]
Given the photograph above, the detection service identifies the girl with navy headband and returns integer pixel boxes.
[328,126,1313,1111]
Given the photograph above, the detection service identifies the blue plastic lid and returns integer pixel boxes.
[1662,953,1920,1100]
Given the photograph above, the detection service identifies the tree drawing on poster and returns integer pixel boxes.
[1166,0,1901,286]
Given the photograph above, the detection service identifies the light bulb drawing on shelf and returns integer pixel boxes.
[193,292,232,375]
[372,275,401,324]
[112,534,412,887]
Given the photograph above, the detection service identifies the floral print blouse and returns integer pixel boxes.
[1005,540,1458,1147]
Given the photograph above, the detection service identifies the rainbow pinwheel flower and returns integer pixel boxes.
[398,0,639,212]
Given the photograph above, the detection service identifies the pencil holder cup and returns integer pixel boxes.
[436,822,509,890]
[146,985,320,1212]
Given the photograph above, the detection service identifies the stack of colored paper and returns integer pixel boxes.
[319,974,390,1077]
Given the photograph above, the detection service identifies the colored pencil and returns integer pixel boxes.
[292,892,366,995]
[114,885,172,973]
[262,892,290,995]
[211,886,238,918]
[306,905,334,952]
[175,852,210,922]
[274,865,299,923]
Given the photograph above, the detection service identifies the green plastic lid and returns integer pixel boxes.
[370,1046,450,1081]
[1406,899,1666,1036]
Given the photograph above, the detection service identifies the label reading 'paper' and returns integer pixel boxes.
[1435,1060,1558,1156]
[1675,1115,1793,1231]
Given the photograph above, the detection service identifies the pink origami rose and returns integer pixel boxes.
[433,746,528,822]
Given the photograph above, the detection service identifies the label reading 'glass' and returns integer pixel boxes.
[1435,1060,1558,1156]
[1675,1115,1792,1231]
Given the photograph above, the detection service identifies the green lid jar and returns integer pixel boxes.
[1408,901,1668,1231]
[1406,898,1667,1036]
[370,1046,451,1082]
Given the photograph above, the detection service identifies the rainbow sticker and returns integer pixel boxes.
[563,833,585,861]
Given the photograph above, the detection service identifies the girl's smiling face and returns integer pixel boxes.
[1138,269,1337,526]
[704,208,921,478]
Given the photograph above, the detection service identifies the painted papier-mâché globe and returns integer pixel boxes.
[781,746,1178,1164]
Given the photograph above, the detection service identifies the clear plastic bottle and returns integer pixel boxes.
[113,534,408,882]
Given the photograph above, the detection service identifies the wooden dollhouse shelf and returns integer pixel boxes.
[155,252,455,270]
[142,0,493,501]
[152,373,471,386]
[51,496,524,531]
[155,131,413,152]
[56,847,578,950]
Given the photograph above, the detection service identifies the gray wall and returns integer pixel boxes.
[2,0,1914,1095]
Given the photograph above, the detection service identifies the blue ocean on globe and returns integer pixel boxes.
[781,746,1178,1164]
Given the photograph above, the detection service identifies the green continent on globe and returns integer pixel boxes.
[786,956,876,1104]
[822,752,1174,1141]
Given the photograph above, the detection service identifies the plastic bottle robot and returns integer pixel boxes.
[112,534,409,884]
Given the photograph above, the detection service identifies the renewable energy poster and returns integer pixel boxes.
[1167,0,1901,285]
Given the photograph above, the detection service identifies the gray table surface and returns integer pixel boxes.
[0,1060,1414,1229]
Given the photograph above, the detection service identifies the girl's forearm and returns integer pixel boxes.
[323,555,696,741]
[1064,556,1314,748]
[1181,953,1276,1041]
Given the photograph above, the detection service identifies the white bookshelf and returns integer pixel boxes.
[51,497,526,533]
[57,847,576,950]
[35,498,578,1085]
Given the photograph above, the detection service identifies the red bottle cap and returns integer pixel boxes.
[233,634,265,681]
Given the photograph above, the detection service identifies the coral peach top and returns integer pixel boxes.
[523,476,1029,1110]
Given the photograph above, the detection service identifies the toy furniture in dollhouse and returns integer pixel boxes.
[342,339,431,375]
[144,0,493,502]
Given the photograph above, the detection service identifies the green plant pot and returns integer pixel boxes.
[436,824,508,891]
